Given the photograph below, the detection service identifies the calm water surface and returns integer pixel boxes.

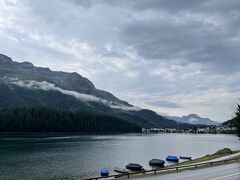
[0,133,239,180]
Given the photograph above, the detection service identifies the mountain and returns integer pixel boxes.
[0,54,192,130]
[0,54,130,106]
[222,117,238,126]
[166,114,219,125]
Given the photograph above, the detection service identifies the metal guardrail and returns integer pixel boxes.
[85,157,240,180]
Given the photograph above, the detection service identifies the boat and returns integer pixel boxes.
[180,156,192,160]
[149,159,165,167]
[100,168,109,176]
[125,163,143,171]
[166,156,179,162]
[114,167,129,173]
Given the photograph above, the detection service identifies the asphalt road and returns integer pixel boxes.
[135,163,240,180]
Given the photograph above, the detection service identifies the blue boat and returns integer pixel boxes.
[100,168,109,176]
[166,156,179,162]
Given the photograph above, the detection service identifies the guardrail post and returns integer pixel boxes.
[154,170,156,174]
[176,167,178,171]
[195,164,197,168]
[210,162,213,166]
[127,174,129,178]
[224,160,226,164]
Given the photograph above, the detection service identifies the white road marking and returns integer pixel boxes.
[209,173,240,180]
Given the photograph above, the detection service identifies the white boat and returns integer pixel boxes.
[114,167,129,173]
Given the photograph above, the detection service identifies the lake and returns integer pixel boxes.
[0,133,239,180]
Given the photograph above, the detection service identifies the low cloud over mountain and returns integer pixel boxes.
[2,77,140,111]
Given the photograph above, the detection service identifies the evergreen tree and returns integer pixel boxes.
[236,104,240,137]
[0,107,141,133]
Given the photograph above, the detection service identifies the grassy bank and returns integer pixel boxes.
[174,150,240,166]
[117,149,240,180]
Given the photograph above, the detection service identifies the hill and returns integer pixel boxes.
[222,117,238,126]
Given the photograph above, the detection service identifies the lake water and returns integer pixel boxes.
[0,133,239,180]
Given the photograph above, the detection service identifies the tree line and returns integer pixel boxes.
[236,104,240,137]
[0,107,141,133]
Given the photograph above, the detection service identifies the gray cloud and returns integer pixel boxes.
[117,1,240,73]
[3,77,140,111]
[146,100,183,108]
[105,0,240,14]
[70,0,93,8]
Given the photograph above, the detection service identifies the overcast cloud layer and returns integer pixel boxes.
[1,0,240,121]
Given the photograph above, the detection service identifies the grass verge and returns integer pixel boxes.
[173,150,240,166]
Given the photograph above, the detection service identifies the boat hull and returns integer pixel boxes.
[100,168,109,176]
[149,159,165,167]
[180,156,192,160]
[114,167,129,173]
[126,163,143,171]
[166,156,179,162]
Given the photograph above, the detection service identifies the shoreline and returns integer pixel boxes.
[171,150,240,166]
[113,150,240,179]
[119,150,240,180]
[0,132,237,135]
[86,149,240,180]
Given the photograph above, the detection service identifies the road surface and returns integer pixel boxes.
[135,163,240,180]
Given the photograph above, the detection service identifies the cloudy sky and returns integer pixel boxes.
[1,0,240,121]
